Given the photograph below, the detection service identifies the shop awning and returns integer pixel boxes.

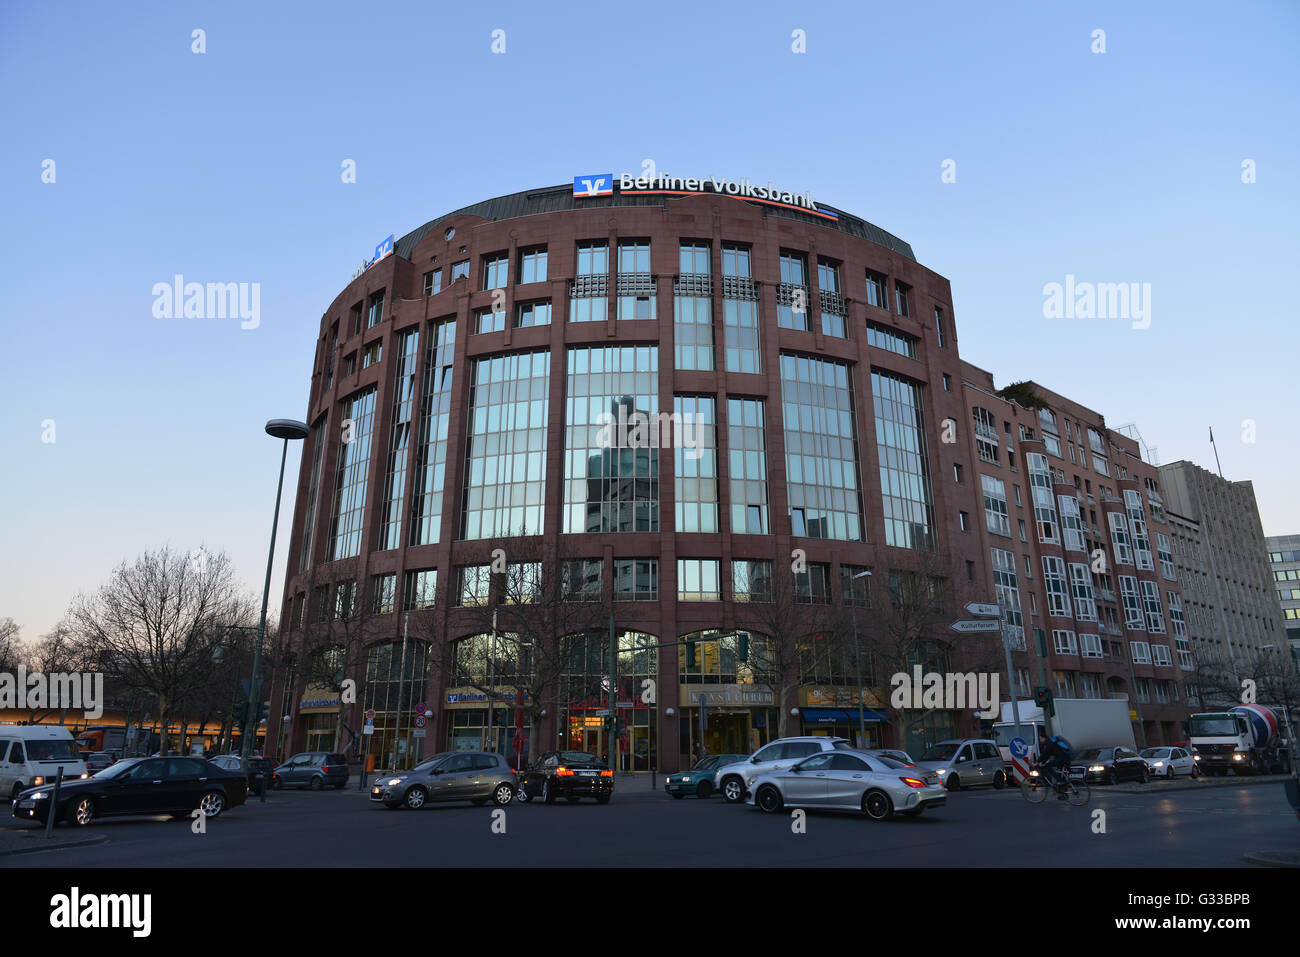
[800,708,889,724]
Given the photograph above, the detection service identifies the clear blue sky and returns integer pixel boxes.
[2,0,1297,642]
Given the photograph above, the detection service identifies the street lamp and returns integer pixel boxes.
[850,570,872,749]
[242,419,309,782]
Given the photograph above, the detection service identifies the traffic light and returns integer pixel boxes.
[255,701,268,724]
[1034,686,1055,716]
[737,634,750,664]
[232,702,249,730]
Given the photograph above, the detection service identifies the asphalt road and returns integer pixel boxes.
[3,777,1297,868]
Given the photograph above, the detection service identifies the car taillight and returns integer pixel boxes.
[600,770,613,778]
[322,766,332,772]
[556,767,574,776]
[899,777,927,788]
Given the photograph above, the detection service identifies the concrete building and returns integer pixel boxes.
[1265,533,1300,664]
[961,366,1191,748]
[1160,461,1287,705]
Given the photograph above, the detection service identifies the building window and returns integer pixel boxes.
[863,366,938,548]
[982,474,1010,537]
[959,510,969,531]
[617,240,655,320]
[1125,490,1155,571]
[362,340,382,368]
[570,242,609,322]
[678,559,721,601]
[423,269,442,296]
[515,300,552,328]
[723,286,760,374]
[1019,519,1027,542]
[367,291,385,329]
[793,563,831,604]
[894,281,911,317]
[722,244,751,278]
[614,558,658,601]
[334,579,357,620]
[561,560,603,601]
[403,569,437,611]
[674,396,718,533]
[1058,494,1086,552]
[410,318,457,546]
[298,417,327,573]
[1043,556,1071,617]
[864,270,887,310]
[350,302,363,336]
[674,261,714,370]
[781,354,865,541]
[461,351,549,539]
[841,565,872,606]
[1080,633,1103,659]
[817,258,846,338]
[990,548,1025,650]
[518,246,547,284]
[728,398,769,535]
[1156,533,1176,580]
[865,322,918,358]
[973,407,999,464]
[456,566,491,606]
[954,463,964,484]
[1152,644,1172,667]
[311,585,329,622]
[1108,511,1134,565]
[474,306,506,335]
[1130,641,1151,665]
[1053,629,1078,656]
[943,374,951,391]
[482,253,509,291]
[451,260,470,282]
[777,252,809,331]
[733,560,773,602]
[1140,580,1166,633]
[344,353,356,377]
[371,574,396,615]
[378,329,420,550]
[1069,563,1098,621]
[934,307,946,348]
[1027,452,1060,544]
[501,562,542,604]
[327,387,378,561]
[1119,575,1145,630]
[563,345,659,533]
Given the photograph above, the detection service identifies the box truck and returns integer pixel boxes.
[993,698,1137,764]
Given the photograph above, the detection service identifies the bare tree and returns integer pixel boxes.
[420,535,612,763]
[68,546,257,754]
[19,621,95,724]
[0,618,21,673]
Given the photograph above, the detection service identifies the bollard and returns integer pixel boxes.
[44,766,63,839]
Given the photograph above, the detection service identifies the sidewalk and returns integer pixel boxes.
[1102,772,1294,795]
[0,818,109,857]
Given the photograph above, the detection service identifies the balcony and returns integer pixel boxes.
[721,275,758,301]
[674,273,711,297]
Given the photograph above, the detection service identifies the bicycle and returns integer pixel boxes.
[1020,763,1089,806]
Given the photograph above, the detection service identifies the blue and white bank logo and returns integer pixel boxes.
[373,234,394,262]
[573,174,614,197]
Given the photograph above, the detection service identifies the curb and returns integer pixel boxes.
[0,833,110,857]
[1105,774,1294,795]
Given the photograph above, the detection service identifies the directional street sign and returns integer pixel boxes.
[950,618,1002,634]
[964,602,1002,618]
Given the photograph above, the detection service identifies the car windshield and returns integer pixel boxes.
[1076,749,1108,762]
[26,739,81,762]
[1140,749,1168,759]
[690,756,720,771]
[95,758,145,779]
[921,743,959,761]
[1189,716,1239,737]
[413,753,455,773]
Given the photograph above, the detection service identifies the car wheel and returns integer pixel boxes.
[1108,769,1119,786]
[309,776,323,791]
[863,789,894,821]
[721,776,745,804]
[492,783,514,807]
[696,780,713,799]
[755,784,783,813]
[1166,766,1175,779]
[10,783,24,802]
[68,796,95,827]
[516,782,532,803]
[992,770,1007,789]
[199,790,225,818]
[403,786,427,810]
[542,779,555,805]
[1138,767,1149,784]
[945,774,961,792]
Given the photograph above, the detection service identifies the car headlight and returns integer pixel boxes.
[1233,754,1244,761]
[665,777,671,786]
[32,777,44,786]
[1193,754,1200,761]
[29,792,47,800]
[1151,762,1163,768]
[1090,765,1105,773]
[81,773,91,779]
[386,778,403,786]
[1029,770,1040,777]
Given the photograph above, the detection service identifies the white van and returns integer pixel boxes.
[0,726,89,801]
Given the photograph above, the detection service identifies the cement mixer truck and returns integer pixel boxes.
[1187,704,1288,776]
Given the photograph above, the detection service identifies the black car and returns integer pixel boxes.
[209,755,275,795]
[1071,746,1150,785]
[11,756,248,826]
[517,751,613,804]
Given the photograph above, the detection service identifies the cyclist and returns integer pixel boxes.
[1037,730,1073,799]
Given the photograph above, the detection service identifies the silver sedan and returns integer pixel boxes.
[369,751,517,809]
[746,749,946,820]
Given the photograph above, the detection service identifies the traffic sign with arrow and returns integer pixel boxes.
[964,602,1001,618]
[950,619,1002,633]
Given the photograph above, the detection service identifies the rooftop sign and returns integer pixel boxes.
[574,170,838,221]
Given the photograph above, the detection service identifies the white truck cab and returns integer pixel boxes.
[0,725,89,801]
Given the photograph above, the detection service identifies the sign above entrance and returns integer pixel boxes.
[573,169,839,221]
[679,685,775,708]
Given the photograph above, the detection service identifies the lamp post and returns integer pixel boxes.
[242,418,309,780]
[850,570,872,749]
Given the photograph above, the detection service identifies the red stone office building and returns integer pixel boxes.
[268,176,995,774]
[960,365,1192,747]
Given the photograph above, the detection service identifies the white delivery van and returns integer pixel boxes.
[0,725,89,801]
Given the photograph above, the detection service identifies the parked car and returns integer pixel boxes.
[272,752,349,790]
[715,737,854,804]
[665,754,748,799]
[747,749,946,820]
[1071,746,1149,784]
[85,752,117,774]
[517,751,613,804]
[866,749,921,766]
[370,751,516,809]
[11,756,247,826]
[208,755,275,795]
[1139,746,1198,779]
[914,739,1008,791]
[0,726,90,801]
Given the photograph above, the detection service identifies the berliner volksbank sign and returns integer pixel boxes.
[573,171,837,221]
